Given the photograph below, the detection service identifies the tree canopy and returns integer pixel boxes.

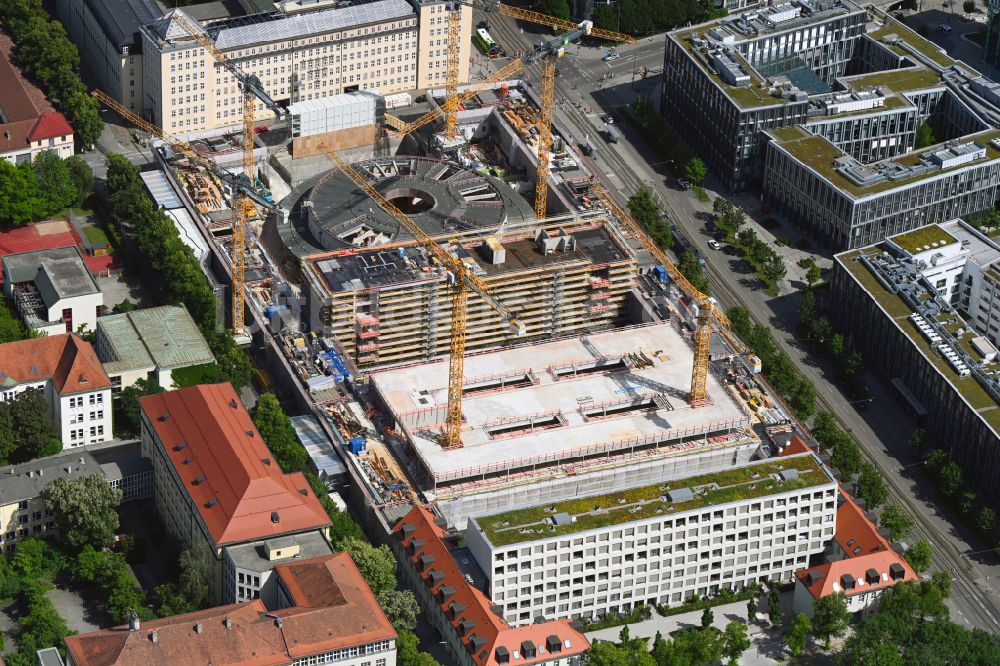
[336,537,397,597]
[0,0,103,146]
[251,393,309,473]
[41,474,122,551]
[376,589,421,632]
[0,388,62,464]
[628,187,672,250]
[116,377,165,438]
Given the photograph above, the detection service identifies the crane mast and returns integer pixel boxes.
[316,143,525,449]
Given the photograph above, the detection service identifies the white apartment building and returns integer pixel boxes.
[883,220,1000,347]
[465,453,839,626]
[0,335,113,448]
[137,1,471,134]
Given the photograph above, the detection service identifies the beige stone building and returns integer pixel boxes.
[138,1,471,134]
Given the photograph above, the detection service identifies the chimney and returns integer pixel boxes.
[224,617,232,629]
[37,468,42,477]
[271,511,280,523]
[195,623,203,634]
[150,631,158,643]
[128,611,140,632]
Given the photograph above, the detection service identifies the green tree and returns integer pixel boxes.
[829,333,845,358]
[678,250,710,295]
[964,0,976,13]
[978,507,997,536]
[112,299,138,314]
[747,594,758,623]
[879,503,915,542]
[768,585,783,626]
[629,188,672,250]
[337,537,397,596]
[843,350,864,381]
[376,589,420,632]
[905,539,933,574]
[701,605,714,628]
[857,462,888,509]
[763,255,787,285]
[41,474,121,551]
[7,387,61,461]
[32,150,76,213]
[117,377,165,438]
[787,612,811,657]
[910,427,927,457]
[154,582,197,617]
[64,155,94,206]
[789,378,816,420]
[806,264,822,286]
[396,629,441,666]
[177,542,213,609]
[939,461,963,497]
[651,630,670,664]
[924,448,947,471]
[0,160,46,225]
[831,437,863,480]
[251,393,308,472]
[812,592,850,648]
[726,207,747,234]
[915,122,937,149]
[534,0,571,21]
[722,621,750,665]
[685,157,707,185]
[663,628,724,665]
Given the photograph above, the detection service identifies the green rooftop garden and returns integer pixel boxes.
[839,250,1000,414]
[888,224,957,254]
[673,29,788,109]
[839,250,913,318]
[867,22,960,70]
[842,67,943,94]
[776,126,1000,197]
[769,125,811,142]
[475,454,831,547]
[817,94,911,120]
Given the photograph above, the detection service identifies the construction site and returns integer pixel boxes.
[368,321,759,527]
[90,5,793,540]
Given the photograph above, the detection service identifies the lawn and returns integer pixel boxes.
[172,362,223,387]
[82,225,111,247]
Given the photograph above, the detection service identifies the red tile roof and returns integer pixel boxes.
[0,34,70,156]
[796,551,917,600]
[786,438,918,599]
[139,384,331,546]
[64,553,396,666]
[779,435,812,458]
[395,506,589,666]
[0,333,111,394]
[28,112,73,142]
[273,552,397,654]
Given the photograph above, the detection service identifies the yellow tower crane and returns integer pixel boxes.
[171,12,286,337]
[592,186,749,403]
[435,6,632,217]
[384,59,526,135]
[91,90,277,214]
[315,143,526,450]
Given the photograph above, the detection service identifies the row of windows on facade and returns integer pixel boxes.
[289,640,392,666]
[69,425,104,442]
[167,19,422,64]
[68,393,104,408]
[70,410,103,424]
[503,560,809,615]
[2,522,54,548]
[496,557,818,603]
[493,532,829,579]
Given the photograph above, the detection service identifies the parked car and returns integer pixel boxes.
[708,240,722,250]
[677,178,691,190]
[602,52,621,62]
[602,113,614,124]
[938,24,952,34]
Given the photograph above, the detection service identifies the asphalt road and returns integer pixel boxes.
[484,14,1000,632]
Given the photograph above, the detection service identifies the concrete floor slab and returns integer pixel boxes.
[372,321,750,481]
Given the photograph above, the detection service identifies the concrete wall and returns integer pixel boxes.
[438,441,758,528]
[291,125,380,158]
